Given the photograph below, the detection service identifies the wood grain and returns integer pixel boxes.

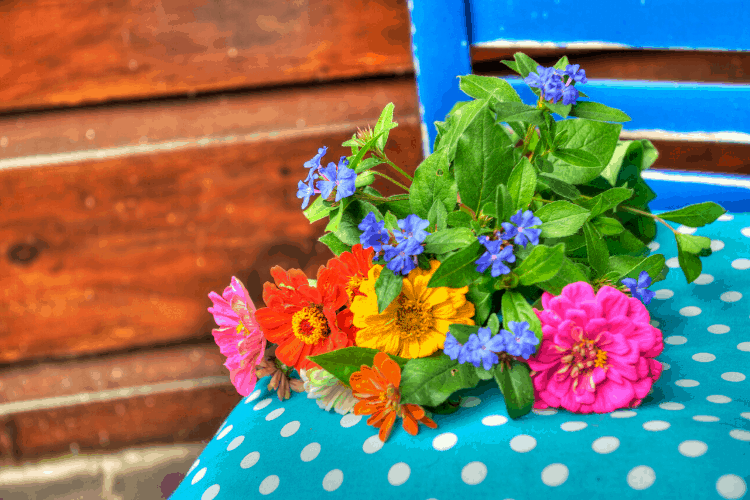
[0,0,413,113]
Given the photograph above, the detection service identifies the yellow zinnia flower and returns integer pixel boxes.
[350,260,475,358]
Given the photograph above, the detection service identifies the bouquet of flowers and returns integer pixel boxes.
[208,53,726,444]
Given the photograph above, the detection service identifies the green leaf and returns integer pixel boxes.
[501,59,519,73]
[569,101,631,122]
[536,157,555,173]
[459,74,522,103]
[467,278,495,325]
[513,52,541,78]
[384,210,399,231]
[318,232,351,256]
[335,199,382,245]
[591,216,625,235]
[607,254,667,282]
[325,197,350,233]
[375,266,403,313]
[579,187,634,219]
[659,202,726,227]
[400,356,481,407]
[549,119,623,184]
[349,131,387,173]
[447,324,480,344]
[487,313,500,334]
[353,156,384,172]
[423,228,476,254]
[545,101,572,118]
[507,157,537,212]
[427,240,483,288]
[537,255,590,294]
[447,210,473,228]
[501,291,543,343]
[553,55,570,70]
[354,170,375,188]
[584,222,610,277]
[427,199,448,231]
[409,148,457,219]
[454,105,515,214]
[493,102,545,125]
[675,233,711,284]
[438,99,490,159]
[495,184,513,223]
[303,196,333,223]
[514,243,565,286]
[375,197,412,220]
[373,102,398,151]
[535,200,590,238]
[550,148,601,168]
[308,347,408,388]
[493,362,534,419]
[538,174,581,200]
[424,397,463,414]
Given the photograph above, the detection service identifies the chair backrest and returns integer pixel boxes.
[408,0,750,157]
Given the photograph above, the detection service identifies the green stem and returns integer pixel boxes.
[371,171,410,191]
[356,193,410,203]
[380,156,413,182]
[576,194,678,235]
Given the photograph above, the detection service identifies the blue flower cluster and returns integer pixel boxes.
[622,271,656,305]
[358,212,430,275]
[296,146,357,209]
[524,64,587,106]
[444,321,539,370]
[475,209,543,278]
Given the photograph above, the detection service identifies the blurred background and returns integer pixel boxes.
[0,1,748,498]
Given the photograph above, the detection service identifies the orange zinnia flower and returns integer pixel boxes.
[255,265,356,372]
[325,244,375,305]
[349,352,437,442]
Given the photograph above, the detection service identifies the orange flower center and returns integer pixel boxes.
[235,322,249,336]
[291,305,331,345]
[395,296,430,338]
[346,275,365,303]
[556,327,608,390]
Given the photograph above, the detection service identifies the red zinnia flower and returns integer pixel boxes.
[325,244,375,305]
[255,265,356,372]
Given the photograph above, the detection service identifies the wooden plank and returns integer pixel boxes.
[0,0,413,113]
[647,140,750,176]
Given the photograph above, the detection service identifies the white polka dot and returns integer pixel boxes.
[216,425,232,440]
[694,273,714,285]
[731,258,750,270]
[666,257,680,268]
[265,407,284,421]
[187,459,199,475]
[654,289,674,299]
[482,415,508,426]
[281,420,300,437]
[693,415,720,422]
[678,440,708,457]
[531,408,557,415]
[730,429,750,442]
[717,474,747,499]
[643,420,670,431]
[647,241,660,252]
[675,379,699,387]
[721,291,743,302]
[680,306,702,316]
[259,475,279,495]
[610,410,637,418]
[240,451,260,469]
[708,324,730,334]
[362,435,384,454]
[627,465,656,490]
[592,436,620,454]
[340,413,362,428]
[659,402,684,410]
[650,320,660,327]
[245,389,262,403]
[742,227,750,238]
[560,421,587,432]
[711,239,725,251]
[721,372,746,382]
[541,463,568,487]
[322,469,344,491]
[432,432,458,451]
[677,225,697,234]
[693,352,716,362]
[388,462,411,486]
[461,461,488,485]
[738,342,750,352]
[254,398,272,411]
[510,435,537,453]
[202,484,220,500]
[707,395,732,404]
[662,362,671,370]
[227,436,244,451]
[718,214,734,221]
[192,467,207,485]
[742,412,750,420]
[300,442,321,462]
[461,396,481,407]
[665,335,687,345]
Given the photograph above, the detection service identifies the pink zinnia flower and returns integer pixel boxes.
[527,282,663,413]
[208,277,267,396]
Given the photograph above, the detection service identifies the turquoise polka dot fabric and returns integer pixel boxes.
[170,211,749,500]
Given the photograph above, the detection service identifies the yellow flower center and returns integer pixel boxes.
[394,296,430,339]
[235,322,248,336]
[291,305,330,345]
[556,332,609,390]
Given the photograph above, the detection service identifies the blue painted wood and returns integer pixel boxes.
[469,0,750,51]
[645,171,750,212]
[507,78,750,136]
[408,0,472,155]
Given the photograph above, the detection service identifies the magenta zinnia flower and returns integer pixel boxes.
[208,277,267,396]
[527,282,663,413]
